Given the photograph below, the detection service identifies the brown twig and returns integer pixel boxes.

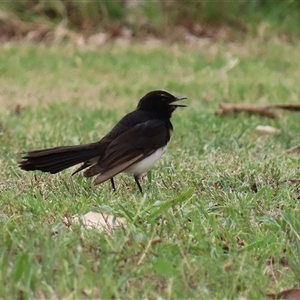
[217,102,300,119]
[217,103,278,119]
[272,104,300,111]
[284,144,300,154]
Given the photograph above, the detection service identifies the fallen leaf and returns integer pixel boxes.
[255,125,281,135]
[151,237,163,245]
[223,261,233,272]
[71,212,125,234]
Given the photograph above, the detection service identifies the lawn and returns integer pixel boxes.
[1,38,300,299]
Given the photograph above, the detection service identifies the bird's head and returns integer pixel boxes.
[137,90,187,118]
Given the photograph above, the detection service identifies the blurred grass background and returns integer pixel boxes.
[1,0,300,40]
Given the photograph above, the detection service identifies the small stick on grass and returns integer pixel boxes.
[284,144,300,154]
[217,103,300,119]
[272,104,300,112]
[217,103,279,119]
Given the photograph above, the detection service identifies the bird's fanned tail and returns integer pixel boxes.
[19,143,100,174]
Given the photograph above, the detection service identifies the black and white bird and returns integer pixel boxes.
[19,90,187,193]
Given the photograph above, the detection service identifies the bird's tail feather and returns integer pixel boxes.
[19,143,100,174]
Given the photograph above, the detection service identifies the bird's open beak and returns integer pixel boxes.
[170,97,187,108]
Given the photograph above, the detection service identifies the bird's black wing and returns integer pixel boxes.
[84,119,170,184]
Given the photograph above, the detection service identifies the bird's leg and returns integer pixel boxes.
[110,178,116,191]
[134,175,143,194]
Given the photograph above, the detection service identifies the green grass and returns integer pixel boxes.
[1,38,300,299]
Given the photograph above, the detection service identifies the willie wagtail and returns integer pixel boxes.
[19,90,187,193]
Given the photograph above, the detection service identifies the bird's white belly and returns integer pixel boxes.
[125,146,167,176]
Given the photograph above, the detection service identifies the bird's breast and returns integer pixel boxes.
[124,145,167,177]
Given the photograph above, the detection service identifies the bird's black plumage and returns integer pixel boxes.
[19,90,186,193]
